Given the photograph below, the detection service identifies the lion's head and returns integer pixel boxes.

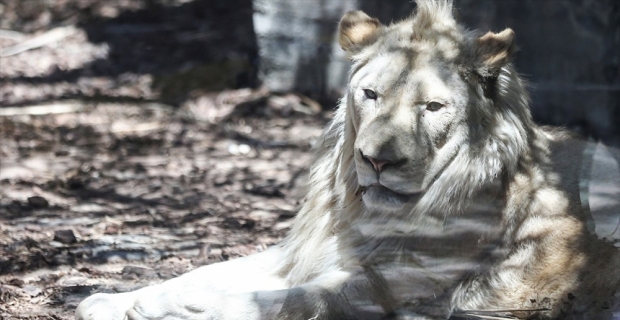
[337,1,535,215]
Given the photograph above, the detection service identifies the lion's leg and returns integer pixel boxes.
[124,268,392,320]
[125,268,384,320]
[76,247,287,320]
[125,288,286,320]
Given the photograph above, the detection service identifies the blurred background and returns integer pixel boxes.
[1,0,619,143]
[0,0,618,318]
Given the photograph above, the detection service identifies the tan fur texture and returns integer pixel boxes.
[338,11,382,54]
[76,1,620,319]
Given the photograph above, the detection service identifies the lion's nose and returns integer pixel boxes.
[367,157,390,172]
[360,151,394,173]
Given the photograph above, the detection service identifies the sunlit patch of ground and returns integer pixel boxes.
[0,94,329,318]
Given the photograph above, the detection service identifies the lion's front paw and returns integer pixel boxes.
[124,291,246,320]
[76,292,137,320]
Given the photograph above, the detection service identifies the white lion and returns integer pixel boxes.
[77,1,620,319]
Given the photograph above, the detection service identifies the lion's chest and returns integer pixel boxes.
[347,210,506,303]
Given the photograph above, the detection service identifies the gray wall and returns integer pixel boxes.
[253,0,620,145]
[456,0,620,145]
[252,0,356,101]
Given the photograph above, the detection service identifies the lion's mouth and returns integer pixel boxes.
[360,184,419,196]
[359,184,420,211]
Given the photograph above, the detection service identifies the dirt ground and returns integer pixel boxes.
[0,0,331,318]
[0,93,330,319]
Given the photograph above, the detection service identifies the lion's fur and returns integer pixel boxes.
[76,1,620,319]
[279,0,620,317]
[281,0,535,284]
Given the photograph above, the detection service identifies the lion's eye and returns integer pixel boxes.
[426,101,444,112]
[363,89,377,100]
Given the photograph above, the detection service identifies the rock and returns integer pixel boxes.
[27,196,49,208]
[222,217,255,230]
[213,176,230,186]
[243,183,284,198]
[54,229,77,244]
[121,266,158,280]
[227,143,251,155]
[22,285,42,297]
[7,278,24,287]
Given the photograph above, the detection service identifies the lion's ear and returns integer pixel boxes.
[474,28,515,77]
[338,11,382,56]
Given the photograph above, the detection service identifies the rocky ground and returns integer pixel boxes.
[0,90,330,319]
[0,0,331,318]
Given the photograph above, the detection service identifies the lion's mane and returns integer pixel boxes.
[277,1,548,288]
